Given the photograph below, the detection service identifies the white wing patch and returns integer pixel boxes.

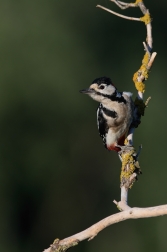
[123,92,133,97]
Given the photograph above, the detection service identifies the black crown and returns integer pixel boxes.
[92,77,112,86]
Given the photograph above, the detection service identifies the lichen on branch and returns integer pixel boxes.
[119,147,141,189]
[133,52,150,93]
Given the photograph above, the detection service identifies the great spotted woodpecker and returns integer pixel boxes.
[80,77,134,152]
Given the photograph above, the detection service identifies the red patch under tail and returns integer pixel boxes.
[107,134,126,152]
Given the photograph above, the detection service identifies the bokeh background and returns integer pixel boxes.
[0,0,167,251]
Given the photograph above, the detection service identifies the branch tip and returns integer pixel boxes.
[113,200,118,205]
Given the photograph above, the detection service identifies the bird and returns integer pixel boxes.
[80,77,134,152]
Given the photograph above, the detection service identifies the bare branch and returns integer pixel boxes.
[110,0,137,9]
[96,5,141,21]
[44,205,167,252]
[148,52,157,69]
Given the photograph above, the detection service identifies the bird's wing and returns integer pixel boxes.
[97,104,108,147]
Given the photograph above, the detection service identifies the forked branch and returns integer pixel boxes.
[96,5,141,21]
[97,0,157,97]
[44,204,167,252]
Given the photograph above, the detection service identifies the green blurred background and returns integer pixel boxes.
[0,0,167,251]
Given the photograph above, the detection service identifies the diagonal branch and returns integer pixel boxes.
[96,5,141,21]
[43,204,167,252]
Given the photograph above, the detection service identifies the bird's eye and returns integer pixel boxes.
[99,85,105,90]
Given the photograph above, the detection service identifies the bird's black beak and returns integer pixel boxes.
[80,88,94,94]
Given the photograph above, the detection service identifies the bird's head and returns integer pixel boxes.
[80,77,119,103]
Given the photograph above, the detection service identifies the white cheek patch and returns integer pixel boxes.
[103,85,115,95]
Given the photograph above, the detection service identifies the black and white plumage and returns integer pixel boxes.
[80,77,134,152]
[97,103,117,148]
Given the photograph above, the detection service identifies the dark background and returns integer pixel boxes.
[0,0,167,251]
